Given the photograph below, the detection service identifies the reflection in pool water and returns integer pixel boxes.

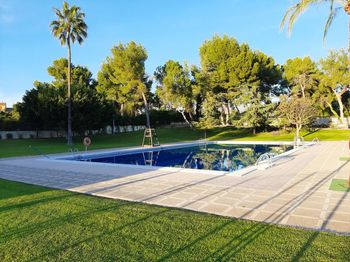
[78,144,292,172]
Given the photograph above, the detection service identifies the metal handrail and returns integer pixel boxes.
[312,137,320,143]
[68,147,79,153]
[294,136,305,147]
[255,152,277,166]
[28,145,50,159]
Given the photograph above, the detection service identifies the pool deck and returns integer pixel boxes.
[0,141,349,235]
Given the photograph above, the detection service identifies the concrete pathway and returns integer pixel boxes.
[0,141,349,235]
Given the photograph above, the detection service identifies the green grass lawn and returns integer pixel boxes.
[1,179,349,261]
[329,179,350,192]
[0,127,349,158]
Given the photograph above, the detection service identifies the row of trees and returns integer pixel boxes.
[9,0,348,144]
[11,34,350,137]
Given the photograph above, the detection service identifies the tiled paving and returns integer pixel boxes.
[0,141,349,235]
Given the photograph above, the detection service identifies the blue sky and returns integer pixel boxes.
[0,0,348,106]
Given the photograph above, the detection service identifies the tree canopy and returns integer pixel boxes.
[155,60,195,127]
[198,35,282,132]
[97,41,152,127]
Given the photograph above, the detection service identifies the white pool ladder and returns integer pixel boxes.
[255,153,277,169]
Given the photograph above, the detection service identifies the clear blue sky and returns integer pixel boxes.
[0,0,348,106]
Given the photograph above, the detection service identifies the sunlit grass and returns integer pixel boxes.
[0,128,349,158]
[1,179,349,261]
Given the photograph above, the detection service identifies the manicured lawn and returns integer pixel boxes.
[329,179,350,192]
[0,127,349,158]
[208,128,350,141]
[0,179,349,261]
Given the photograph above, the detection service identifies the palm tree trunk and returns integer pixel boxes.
[67,39,73,146]
[348,15,350,60]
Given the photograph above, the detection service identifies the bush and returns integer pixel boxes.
[6,133,13,139]
[0,119,34,131]
[114,110,184,127]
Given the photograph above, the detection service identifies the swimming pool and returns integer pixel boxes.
[62,142,293,173]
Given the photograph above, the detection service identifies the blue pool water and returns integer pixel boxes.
[73,144,292,172]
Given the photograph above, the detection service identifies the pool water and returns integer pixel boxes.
[76,144,292,172]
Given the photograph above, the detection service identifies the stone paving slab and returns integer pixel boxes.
[0,141,349,235]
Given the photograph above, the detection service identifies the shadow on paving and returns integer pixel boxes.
[292,189,350,261]
[1,173,349,261]
[0,163,178,190]
[158,161,349,260]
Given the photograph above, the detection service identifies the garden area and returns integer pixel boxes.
[2,0,350,261]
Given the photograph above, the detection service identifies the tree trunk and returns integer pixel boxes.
[222,103,229,126]
[179,110,193,128]
[296,124,301,140]
[120,103,124,116]
[334,92,345,124]
[188,110,194,121]
[326,101,340,118]
[112,100,116,134]
[301,85,305,98]
[219,110,225,126]
[67,39,73,146]
[195,95,202,120]
[141,92,151,129]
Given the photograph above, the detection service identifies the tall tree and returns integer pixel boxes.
[97,42,152,128]
[319,49,350,124]
[50,1,87,146]
[199,35,241,126]
[199,35,281,131]
[283,57,319,98]
[236,50,282,134]
[154,60,195,127]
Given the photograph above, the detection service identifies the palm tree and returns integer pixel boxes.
[50,2,87,146]
[281,0,350,50]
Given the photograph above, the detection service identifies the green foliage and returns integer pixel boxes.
[17,59,112,133]
[283,57,319,97]
[50,2,88,46]
[281,0,345,41]
[0,108,22,131]
[198,35,282,130]
[113,110,183,126]
[319,49,350,120]
[155,60,195,126]
[319,50,350,88]
[97,42,151,118]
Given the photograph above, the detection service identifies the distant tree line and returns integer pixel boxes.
[2,35,350,135]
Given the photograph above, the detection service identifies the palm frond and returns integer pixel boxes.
[324,4,341,42]
[281,0,325,35]
[50,1,88,47]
